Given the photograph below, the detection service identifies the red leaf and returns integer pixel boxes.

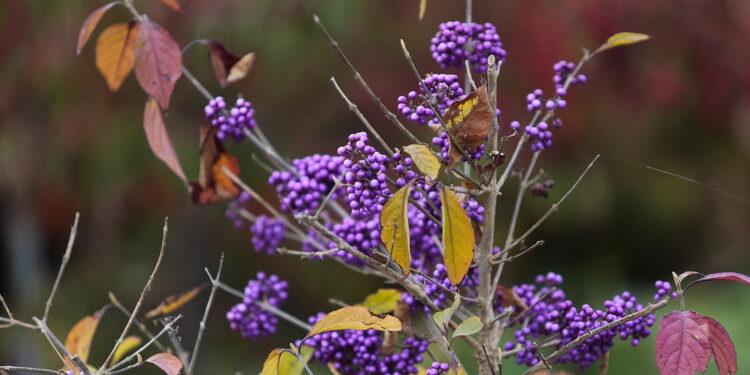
[146,353,182,375]
[143,98,187,181]
[76,2,118,54]
[690,272,750,287]
[703,317,737,375]
[201,40,254,87]
[154,0,181,11]
[655,311,711,375]
[134,16,182,109]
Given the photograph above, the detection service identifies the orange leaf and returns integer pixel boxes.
[212,153,241,198]
[143,98,187,181]
[76,2,118,55]
[95,21,139,91]
[154,0,181,11]
[146,353,182,375]
[64,308,106,367]
[145,284,207,319]
[189,126,241,204]
[134,16,183,109]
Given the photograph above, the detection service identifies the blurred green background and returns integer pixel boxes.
[1,0,749,374]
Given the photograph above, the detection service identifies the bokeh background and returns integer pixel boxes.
[1,0,749,373]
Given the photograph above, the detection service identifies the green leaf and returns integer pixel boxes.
[596,32,650,54]
[403,144,441,179]
[304,306,402,340]
[380,184,412,275]
[432,293,461,329]
[359,289,402,314]
[441,187,475,285]
[451,316,482,339]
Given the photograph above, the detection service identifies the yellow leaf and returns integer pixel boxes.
[145,284,207,319]
[304,306,402,340]
[359,289,402,314]
[64,308,105,366]
[448,366,469,375]
[419,0,428,20]
[146,353,182,375]
[95,22,139,91]
[441,187,475,285]
[380,184,412,275]
[403,144,441,179]
[261,348,312,375]
[112,336,142,365]
[596,32,650,54]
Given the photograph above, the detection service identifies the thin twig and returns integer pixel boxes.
[492,240,545,265]
[32,318,86,375]
[102,218,169,369]
[108,292,168,352]
[215,282,312,331]
[43,213,80,323]
[107,316,183,374]
[188,254,225,374]
[331,77,394,154]
[0,367,66,375]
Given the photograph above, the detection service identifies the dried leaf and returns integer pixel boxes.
[154,0,181,11]
[443,85,492,167]
[703,316,737,375]
[76,2,118,54]
[64,308,105,365]
[496,285,528,310]
[394,300,412,332]
[304,306,402,340]
[432,293,460,329]
[380,331,398,355]
[134,16,182,109]
[146,353,182,375]
[418,0,427,20]
[260,348,312,375]
[189,126,241,204]
[441,187,475,285]
[655,311,711,375]
[95,21,139,91]
[380,184,412,274]
[143,98,187,181]
[359,289,402,314]
[403,144,440,179]
[226,52,256,85]
[596,32,650,54]
[112,336,143,365]
[673,271,699,290]
[451,316,482,339]
[688,272,750,289]
[145,284,207,319]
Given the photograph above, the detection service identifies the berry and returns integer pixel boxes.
[431,21,507,73]
[226,273,288,341]
[204,96,257,141]
[250,215,285,255]
[269,154,344,215]
[397,74,464,126]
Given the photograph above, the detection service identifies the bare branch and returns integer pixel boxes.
[108,292,168,352]
[330,77,394,154]
[188,254,225,374]
[43,213,80,323]
[0,367,66,375]
[107,315,184,374]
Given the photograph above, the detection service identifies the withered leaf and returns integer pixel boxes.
[303,306,402,340]
[95,22,139,91]
[442,85,492,166]
[64,308,106,367]
[145,284,208,319]
[76,2,118,55]
[496,285,528,310]
[189,126,242,204]
[201,40,255,88]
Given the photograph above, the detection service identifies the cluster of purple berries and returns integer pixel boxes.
[654,280,678,300]
[502,272,659,369]
[268,154,344,215]
[225,191,251,228]
[330,216,381,265]
[431,21,507,73]
[525,89,567,113]
[226,272,288,341]
[204,96,257,141]
[426,362,451,375]
[338,132,392,218]
[553,60,587,90]
[397,74,464,126]
[302,313,429,375]
[250,215,285,255]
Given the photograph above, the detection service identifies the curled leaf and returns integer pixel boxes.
[403,144,440,179]
[201,40,255,87]
[655,311,711,375]
[432,293,460,329]
[189,126,241,204]
[143,98,187,181]
[113,336,143,365]
[688,272,750,289]
[359,289,402,314]
[227,52,256,85]
[146,353,182,375]
[304,306,402,340]
[595,32,650,54]
[145,284,207,319]
[703,316,737,375]
[64,308,106,365]
[441,187,475,285]
[134,16,183,109]
[451,316,482,339]
[260,348,312,375]
[380,184,412,274]
[96,21,139,91]
[442,85,492,167]
[76,2,118,54]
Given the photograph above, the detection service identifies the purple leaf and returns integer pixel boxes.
[655,311,711,375]
[690,272,750,287]
[703,316,737,375]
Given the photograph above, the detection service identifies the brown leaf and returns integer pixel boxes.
[496,285,528,310]
[189,126,241,204]
[145,284,207,319]
[143,98,187,181]
[146,353,182,375]
[64,308,106,366]
[201,40,255,87]
[96,22,139,91]
[226,52,255,85]
[76,2,118,55]
[394,300,413,335]
[442,85,492,166]
[154,0,181,11]
[134,16,183,109]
